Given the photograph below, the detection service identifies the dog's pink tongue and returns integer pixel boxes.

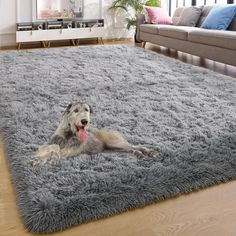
[76,128,88,142]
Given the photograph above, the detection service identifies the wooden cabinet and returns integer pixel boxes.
[16,19,105,48]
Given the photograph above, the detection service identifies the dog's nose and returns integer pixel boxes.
[81,119,88,126]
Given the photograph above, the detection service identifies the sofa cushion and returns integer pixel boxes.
[200,4,236,30]
[177,6,203,27]
[188,28,236,50]
[158,26,194,40]
[172,7,184,25]
[140,24,159,34]
[196,6,213,27]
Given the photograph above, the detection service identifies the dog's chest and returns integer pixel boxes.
[65,137,82,148]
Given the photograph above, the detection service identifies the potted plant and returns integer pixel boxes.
[109,0,160,42]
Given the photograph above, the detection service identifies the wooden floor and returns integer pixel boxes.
[1,41,236,236]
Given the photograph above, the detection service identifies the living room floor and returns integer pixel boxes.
[1,41,236,236]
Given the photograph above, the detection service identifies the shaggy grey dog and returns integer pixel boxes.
[31,102,159,165]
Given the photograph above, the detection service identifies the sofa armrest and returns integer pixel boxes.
[136,14,146,42]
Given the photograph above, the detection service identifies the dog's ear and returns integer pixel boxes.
[64,103,73,115]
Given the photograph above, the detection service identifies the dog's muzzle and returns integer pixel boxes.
[81,119,88,126]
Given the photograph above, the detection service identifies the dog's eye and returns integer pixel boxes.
[74,109,79,113]
[84,108,89,112]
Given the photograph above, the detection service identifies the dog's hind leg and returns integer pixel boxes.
[133,146,159,158]
[108,142,157,158]
[111,142,159,158]
[93,130,155,158]
[106,141,145,158]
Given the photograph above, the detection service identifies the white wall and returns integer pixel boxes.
[0,0,17,46]
[17,0,32,22]
[0,0,133,47]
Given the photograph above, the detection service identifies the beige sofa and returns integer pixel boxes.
[138,6,236,67]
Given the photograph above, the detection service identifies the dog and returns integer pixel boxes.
[31,102,159,165]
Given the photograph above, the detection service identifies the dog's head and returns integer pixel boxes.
[64,102,92,141]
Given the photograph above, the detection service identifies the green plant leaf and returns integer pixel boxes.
[125,17,137,30]
[109,0,161,30]
[109,4,128,12]
[145,0,160,7]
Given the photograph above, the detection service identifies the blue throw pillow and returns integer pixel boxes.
[201,4,236,30]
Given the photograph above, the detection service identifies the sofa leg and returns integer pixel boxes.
[142,42,146,48]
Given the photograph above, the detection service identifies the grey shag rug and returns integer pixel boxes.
[0,45,236,233]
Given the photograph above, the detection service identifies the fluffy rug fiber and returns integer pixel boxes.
[0,45,236,233]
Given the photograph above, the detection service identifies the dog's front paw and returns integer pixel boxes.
[145,150,159,158]
[139,147,159,158]
[30,152,61,166]
[46,151,61,165]
[30,155,46,166]
[131,150,145,158]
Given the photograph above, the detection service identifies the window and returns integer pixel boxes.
[195,0,228,4]
[163,0,235,16]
